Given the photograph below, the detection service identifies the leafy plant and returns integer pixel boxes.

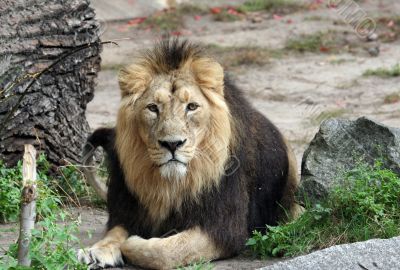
[0,154,93,223]
[1,212,86,270]
[0,158,59,223]
[247,161,400,258]
[37,154,104,207]
[0,156,87,269]
[0,160,22,222]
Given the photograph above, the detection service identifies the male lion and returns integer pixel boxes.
[78,39,302,269]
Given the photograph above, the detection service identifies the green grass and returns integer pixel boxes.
[207,44,282,68]
[0,156,87,269]
[304,15,325,21]
[363,64,400,77]
[384,93,400,104]
[141,10,184,31]
[213,9,243,22]
[178,260,214,270]
[246,161,400,258]
[329,58,355,65]
[237,0,304,13]
[140,4,208,31]
[176,3,208,15]
[285,31,340,53]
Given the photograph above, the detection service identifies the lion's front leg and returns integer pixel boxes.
[78,225,128,269]
[121,227,221,270]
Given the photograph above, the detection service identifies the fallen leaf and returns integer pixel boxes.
[171,31,182,36]
[387,20,395,28]
[335,100,346,107]
[308,3,320,10]
[127,17,146,26]
[227,8,239,15]
[320,46,330,52]
[194,15,202,21]
[273,14,283,20]
[210,7,221,14]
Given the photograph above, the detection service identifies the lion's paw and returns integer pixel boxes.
[77,245,124,269]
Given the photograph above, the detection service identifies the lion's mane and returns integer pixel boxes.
[85,39,299,258]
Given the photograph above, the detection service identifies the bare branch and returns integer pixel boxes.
[17,144,37,267]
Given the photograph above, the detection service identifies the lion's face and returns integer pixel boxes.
[135,74,211,179]
[115,40,235,219]
[115,40,234,219]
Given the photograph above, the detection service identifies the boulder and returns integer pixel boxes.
[299,117,400,201]
[259,236,400,270]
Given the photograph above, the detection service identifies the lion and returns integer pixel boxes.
[78,39,302,269]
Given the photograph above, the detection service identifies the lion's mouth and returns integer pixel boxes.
[158,158,187,167]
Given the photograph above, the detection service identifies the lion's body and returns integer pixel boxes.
[79,40,300,269]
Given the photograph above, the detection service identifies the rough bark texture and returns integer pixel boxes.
[0,0,102,166]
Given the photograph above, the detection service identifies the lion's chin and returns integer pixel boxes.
[159,162,187,180]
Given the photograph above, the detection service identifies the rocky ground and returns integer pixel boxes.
[2,0,400,269]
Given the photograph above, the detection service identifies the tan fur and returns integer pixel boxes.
[116,52,233,223]
[93,226,129,247]
[77,226,128,268]
[120,227,221,269]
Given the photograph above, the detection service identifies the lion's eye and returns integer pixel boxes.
[147,104,159,113]
[186,102,199,111]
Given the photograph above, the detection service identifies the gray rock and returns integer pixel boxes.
[300,117,400,201]
[259,236,400,270]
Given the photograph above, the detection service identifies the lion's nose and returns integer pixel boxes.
[158,139,187,153]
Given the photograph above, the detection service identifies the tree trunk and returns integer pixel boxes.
[0,0,102,166]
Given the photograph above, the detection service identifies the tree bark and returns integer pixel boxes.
[0,0,102,166]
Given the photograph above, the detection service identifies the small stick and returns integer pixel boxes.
[17,144,37,266]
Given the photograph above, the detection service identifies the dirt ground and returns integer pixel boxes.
[2,0,400,269]
[87,0,400,164]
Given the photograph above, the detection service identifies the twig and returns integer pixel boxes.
[17,144,37,266]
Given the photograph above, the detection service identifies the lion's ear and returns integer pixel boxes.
[191,58,224,96]
[118,63,152,101]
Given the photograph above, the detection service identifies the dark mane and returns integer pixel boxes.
[143,38,203,74]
